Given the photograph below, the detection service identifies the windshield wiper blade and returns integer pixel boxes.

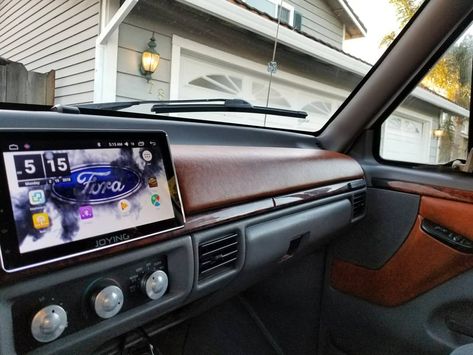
[76,100,163,111]
[76,99,307,119]
[150,99,307,118]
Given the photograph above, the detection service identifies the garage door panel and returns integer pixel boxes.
[177,50,341,131]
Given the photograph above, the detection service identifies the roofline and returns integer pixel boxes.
[177,0,371,72]
[412,87,470,117]
[323,0,366,38]
[336,0,367,36]
[176,0,468,118]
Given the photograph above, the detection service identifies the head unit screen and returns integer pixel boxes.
[0,131,185,271]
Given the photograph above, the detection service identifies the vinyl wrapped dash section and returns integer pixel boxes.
[171,145,364,214]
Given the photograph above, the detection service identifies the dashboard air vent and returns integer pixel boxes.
[198,233,239,280]
[352,191,366,219]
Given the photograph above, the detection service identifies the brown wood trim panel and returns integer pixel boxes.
[375,179,473,204]
[331,196,473,306]
[172,145,364,215]
[420,196,473,238]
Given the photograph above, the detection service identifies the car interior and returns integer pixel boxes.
[0,0,473,354]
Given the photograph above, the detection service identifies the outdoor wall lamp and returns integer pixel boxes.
[433,128,445,138]
[140,34,160,82]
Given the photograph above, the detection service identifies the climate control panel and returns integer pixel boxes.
[12,255,168,353]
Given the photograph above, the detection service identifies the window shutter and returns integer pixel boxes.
[294,11,302,31]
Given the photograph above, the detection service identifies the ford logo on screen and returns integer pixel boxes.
[51,164,142,204]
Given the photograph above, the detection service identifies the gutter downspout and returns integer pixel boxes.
[94,0,139,103]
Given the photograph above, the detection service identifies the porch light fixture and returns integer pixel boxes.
[140,34,160,82]
[433,128,445,138]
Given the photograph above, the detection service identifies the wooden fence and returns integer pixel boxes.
[0,58,55,105]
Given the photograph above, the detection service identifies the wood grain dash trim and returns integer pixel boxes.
[172,145,364,215]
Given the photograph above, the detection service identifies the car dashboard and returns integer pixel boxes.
[0,108,366,354]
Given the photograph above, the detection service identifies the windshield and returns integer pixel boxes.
[0,0,446,133]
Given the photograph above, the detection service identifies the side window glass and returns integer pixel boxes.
[379,24,472,164]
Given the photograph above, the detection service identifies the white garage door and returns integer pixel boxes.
[381,115,432,163]
[176,50,341,131]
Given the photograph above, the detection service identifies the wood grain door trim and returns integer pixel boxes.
[331,196,473,306]
[373,179,473,204]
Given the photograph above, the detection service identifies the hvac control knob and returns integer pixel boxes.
[92,285,124,319]
[141,270,168,300]
[31,305,68,343]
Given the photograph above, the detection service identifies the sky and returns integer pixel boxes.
[343,0,400,64]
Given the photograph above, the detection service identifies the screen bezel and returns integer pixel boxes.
[0,130,186,272]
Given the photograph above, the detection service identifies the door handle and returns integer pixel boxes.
[421,219,473,253]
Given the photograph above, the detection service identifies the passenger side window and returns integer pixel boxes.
[379,23,472,165]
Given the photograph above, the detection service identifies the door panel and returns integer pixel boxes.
[323,173,473,354]
[331,211,473,307]
[324,268,473,355]
[332,188,419,269]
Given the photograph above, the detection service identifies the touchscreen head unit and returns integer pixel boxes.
[0,131,185,272]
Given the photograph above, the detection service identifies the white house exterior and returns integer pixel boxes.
[0,0,100,104]
[0,0,469,164]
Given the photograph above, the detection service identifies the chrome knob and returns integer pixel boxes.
[93,285,124,319]
[141,270,168,300]
[31,305,67,343]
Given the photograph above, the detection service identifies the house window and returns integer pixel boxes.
[244,0,295,26]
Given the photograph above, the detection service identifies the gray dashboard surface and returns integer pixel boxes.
[0,109,318,148]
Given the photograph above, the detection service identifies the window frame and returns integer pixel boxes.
[243,0,295,26]
[275,1,295,26]
[373,110,472,170]
[371,24,473,169]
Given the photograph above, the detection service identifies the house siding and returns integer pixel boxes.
[0,0,100,105]
[287,0,344,49]
[116,0,356,103]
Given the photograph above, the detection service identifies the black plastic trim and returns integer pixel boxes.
[421,219,473,253]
